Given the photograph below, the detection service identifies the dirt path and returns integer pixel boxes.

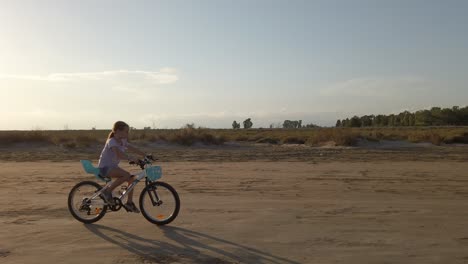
[1,161,468,263]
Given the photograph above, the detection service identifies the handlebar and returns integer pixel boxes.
[147,154,159,161]
[129,154,158,169]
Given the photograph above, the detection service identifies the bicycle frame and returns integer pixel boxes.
[87,165,151,204]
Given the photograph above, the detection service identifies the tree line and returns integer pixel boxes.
[232,118,319,129]
[336,106,468,127]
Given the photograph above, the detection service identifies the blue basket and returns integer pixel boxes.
[146,166,162,181]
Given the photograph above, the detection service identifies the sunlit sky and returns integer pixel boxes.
[1,0,468,130]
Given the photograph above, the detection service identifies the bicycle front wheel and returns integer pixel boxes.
[139,181,180,225]
[68,181,108,224]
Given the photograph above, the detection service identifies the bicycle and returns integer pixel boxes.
[67,155,180,225]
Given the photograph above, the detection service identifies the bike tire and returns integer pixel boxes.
[139,181,180,225]
[68,180,108,224]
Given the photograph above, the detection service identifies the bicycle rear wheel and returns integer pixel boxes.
[139,181,180,225]
[68,181,108,224]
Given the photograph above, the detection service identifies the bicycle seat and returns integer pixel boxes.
[80,160,110,182]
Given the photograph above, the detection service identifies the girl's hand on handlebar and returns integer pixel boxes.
[145,154,158,161]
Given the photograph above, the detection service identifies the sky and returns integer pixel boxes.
[1,0,468,130]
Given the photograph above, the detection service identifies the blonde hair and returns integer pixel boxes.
[107,121,129,139]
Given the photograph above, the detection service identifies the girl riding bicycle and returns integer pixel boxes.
[98,121,146,213]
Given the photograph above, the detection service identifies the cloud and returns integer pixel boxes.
[0,68,179,84]
[320,76,427,97]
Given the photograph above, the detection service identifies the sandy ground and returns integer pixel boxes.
[2,141,468,162]
[1,157,468,263]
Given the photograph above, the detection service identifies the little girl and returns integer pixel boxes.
[98,121,147,213]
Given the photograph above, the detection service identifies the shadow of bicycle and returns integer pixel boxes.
[84,224,300,264]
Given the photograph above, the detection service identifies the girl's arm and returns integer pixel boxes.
[111,146,137,162]
[127,145,146,157]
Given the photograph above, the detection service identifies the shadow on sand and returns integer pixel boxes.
[84,224,300,264]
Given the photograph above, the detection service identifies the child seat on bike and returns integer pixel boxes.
[80,160,111,182]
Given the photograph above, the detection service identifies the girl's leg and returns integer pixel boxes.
[126,176,136,203]
[101,167,131,204]
[122,176,140,213]
[103,167,139,213]
[107,167,132,191]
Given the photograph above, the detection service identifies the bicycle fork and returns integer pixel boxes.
[147,185,162,206]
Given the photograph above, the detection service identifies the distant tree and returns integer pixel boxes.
[304,123,320,128]
[283,120,293,128]
[243,118,253,129]
[441,108,456,125]
[349,116,362,127]
[395,115,401,126]
[373,115,385,127]
[360,115,373,127]
[415,110,432,126]
[408,113,416,126]
[338,105,468,127]
[382,115,390,126]
[452,106,462,124]
[430,107,444,125]
[388,115,395,127]
[184,123,195,129]
[401,111,410,126]
[143,126,152,130]
[342,118,351,127]
[460,106,468,125]
[336,120,342,127]
[283,120,303,128]
[232,121,241,129]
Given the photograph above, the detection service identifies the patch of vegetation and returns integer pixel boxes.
[167,125,226,146]
[256,137,280,144]
[1,126,468,148]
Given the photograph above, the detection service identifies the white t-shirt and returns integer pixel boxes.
[97,137,129,168]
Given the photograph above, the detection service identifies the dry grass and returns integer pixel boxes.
[218,127,468,146]
[1,127,468,148]
[0,131,51,145]
[167,127,226,146]
[0,128,227,148]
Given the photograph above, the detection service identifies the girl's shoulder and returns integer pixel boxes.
[106,137,120,147]
[107,137,127,147]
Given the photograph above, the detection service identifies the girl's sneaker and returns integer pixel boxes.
[101,190,115,206]
[123,201,140,213]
